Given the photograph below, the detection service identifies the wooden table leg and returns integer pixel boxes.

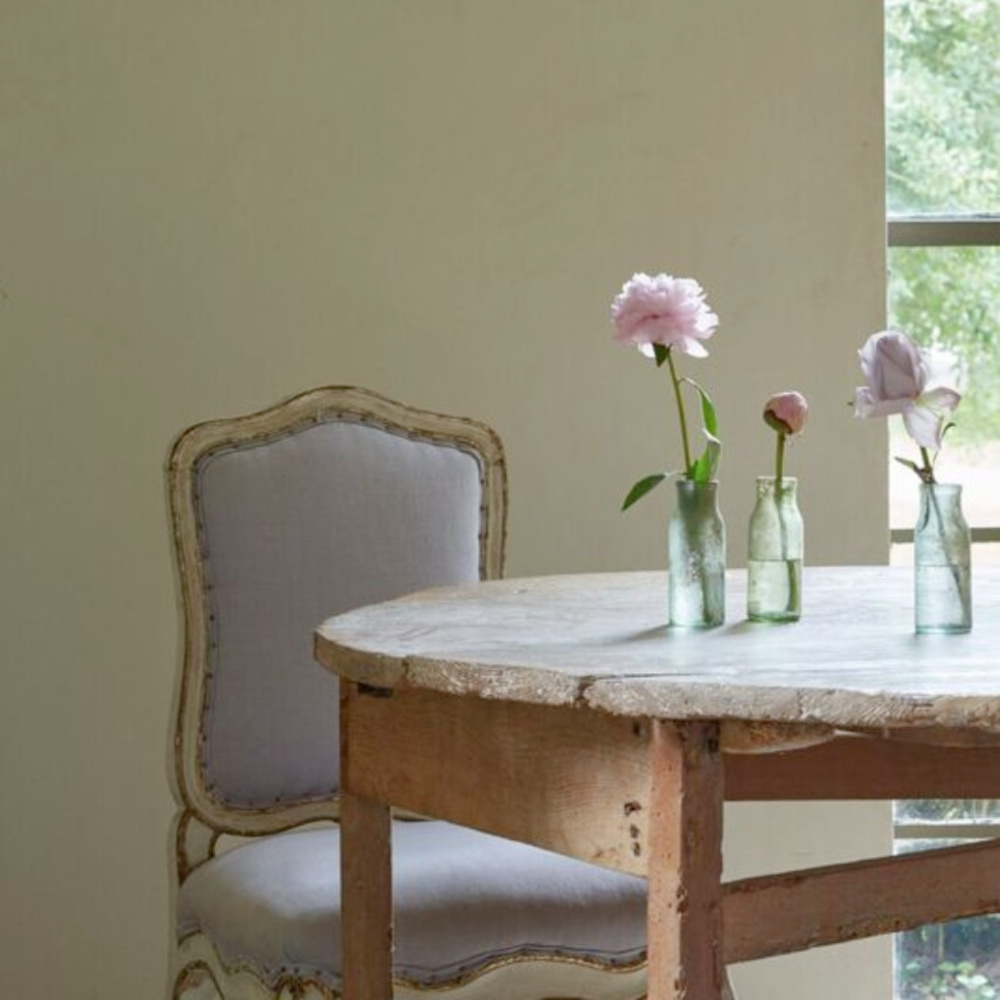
[340,790,392,1000]
[647,720,725,1000]
[341,681,394,1000]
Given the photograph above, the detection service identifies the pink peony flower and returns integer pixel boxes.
[854,330,961,450]
[764,391,809,436]
[611,272,719,359]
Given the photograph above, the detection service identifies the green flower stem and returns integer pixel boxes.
[917,456,964,599]
[919,446,935,484]
[665,349,693,476]
[774,431,797,613]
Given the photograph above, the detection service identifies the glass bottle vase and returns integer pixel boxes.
[914,482,971,634]
[668,480,726,628]
[747,476,804,623]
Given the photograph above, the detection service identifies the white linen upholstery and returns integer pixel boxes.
[195,420,482,806]
[178,821,647,991]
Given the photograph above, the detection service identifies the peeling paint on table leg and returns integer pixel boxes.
[646,720,724,999]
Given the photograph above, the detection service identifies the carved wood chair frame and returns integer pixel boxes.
[166,386,514,999]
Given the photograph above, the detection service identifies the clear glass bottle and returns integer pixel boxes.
[914,483,971,634]
[747,476,803,623]
[668,480,726,628]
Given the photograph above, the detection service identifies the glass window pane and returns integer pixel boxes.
[886,0,999,216]
[895,839,1000,999]
[895,800,1000,823]
[897,915,1000,1000]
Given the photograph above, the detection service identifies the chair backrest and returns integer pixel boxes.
[168,387,506,840]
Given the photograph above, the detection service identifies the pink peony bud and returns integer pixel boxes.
[764,391,809,436]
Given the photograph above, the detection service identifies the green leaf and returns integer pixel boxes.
[652,343,669,367]
[691,430,721,483]
[680,377,721,482]
[622,473,668,511]
[682,376,719,435]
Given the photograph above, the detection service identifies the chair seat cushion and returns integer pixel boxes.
[177,820,646,989]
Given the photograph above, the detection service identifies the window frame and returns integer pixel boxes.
[888,212,1000,995]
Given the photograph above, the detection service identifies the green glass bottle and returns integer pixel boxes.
[914,483,971,634]
[668,480,726,628]
[747,476,803,623]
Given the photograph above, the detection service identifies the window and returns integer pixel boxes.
[885,1,1000,997]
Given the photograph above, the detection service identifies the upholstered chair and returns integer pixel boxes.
[166,387,648,1000]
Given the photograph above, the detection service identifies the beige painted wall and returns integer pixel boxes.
[0,1,890,996]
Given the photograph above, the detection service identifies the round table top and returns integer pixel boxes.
[315,566,1000,735]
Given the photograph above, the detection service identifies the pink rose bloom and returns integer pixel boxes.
[854,330,961,450]
[764,391,809,436]
[611,272,719,359]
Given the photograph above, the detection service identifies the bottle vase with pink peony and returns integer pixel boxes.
[748,393,808,623]
[853,329,969,634]
[611,271,726,627]
[747,476,803,623]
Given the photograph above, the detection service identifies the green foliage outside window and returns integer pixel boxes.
[885,0,999,448]
[886,0,998,215]
[898,914,1000,1000]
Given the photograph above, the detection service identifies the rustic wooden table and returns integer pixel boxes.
[315,567,1000,1000]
